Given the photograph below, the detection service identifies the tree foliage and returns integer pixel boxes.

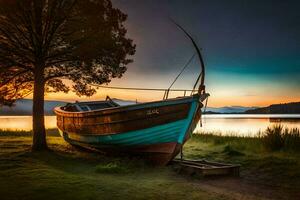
[0,0,136,106]
[0,0,135,150]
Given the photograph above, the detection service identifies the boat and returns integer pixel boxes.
[54,23,209,165]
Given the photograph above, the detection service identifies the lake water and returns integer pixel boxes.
[0,114,300,137]
[194,114,300,136]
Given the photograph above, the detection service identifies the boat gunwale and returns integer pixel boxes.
[60,106,189,126]
[54,95,200,118]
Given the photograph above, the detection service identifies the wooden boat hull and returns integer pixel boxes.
[55,95,203,165]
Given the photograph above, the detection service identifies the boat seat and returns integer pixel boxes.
[75,104,91,112]
[62,96,122,112]
[62,104,79,112]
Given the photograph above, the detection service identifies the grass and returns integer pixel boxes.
[184,128,300,192]
[0,127,300,199]
[0,135,227,200]
[194,125,300,153]
[95,162,132,174]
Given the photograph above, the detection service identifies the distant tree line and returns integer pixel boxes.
[245,102,300,114]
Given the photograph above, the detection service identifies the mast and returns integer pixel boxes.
[172,21,206,94]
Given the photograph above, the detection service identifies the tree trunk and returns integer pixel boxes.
[32,67,47,151]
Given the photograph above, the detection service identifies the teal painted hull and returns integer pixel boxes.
[56,95,204,165]
[61,119,184,147]
[59,100,198,148]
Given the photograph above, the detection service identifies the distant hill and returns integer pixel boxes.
[205,106,258,114]
[0,98,137,116]
[245,102,300,114]
[0,99,67,115]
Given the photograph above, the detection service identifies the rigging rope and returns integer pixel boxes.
[200,95,209,127]
[91,54,198,94]
[191,72,202,95]
[204,95,209,113]
[168,53,195,90]
[90,84,198,92]
[170,19,206,93]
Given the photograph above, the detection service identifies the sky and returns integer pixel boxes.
[46,0,300,107]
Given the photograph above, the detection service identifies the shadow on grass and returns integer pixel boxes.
[0,128,60,137]
[222,145,245,156]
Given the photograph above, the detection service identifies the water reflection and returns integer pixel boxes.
[195,114,300,137]
[0,116,57,131]
[0,114,300,137]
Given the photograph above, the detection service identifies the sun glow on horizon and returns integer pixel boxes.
[21,67,300,108]
[27,86,299,108]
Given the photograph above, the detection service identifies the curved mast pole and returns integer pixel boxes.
[171,20,206,94]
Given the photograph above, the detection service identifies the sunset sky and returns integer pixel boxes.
[45,0,300,107]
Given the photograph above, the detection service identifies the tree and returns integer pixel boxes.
[0,0,136,150]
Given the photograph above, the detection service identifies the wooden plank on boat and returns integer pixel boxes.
[57,102,191,135]
[171,159,240,177]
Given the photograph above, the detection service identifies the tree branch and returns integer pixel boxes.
[0,69,31,87]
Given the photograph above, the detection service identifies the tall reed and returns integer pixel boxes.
[262,125,300,151]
